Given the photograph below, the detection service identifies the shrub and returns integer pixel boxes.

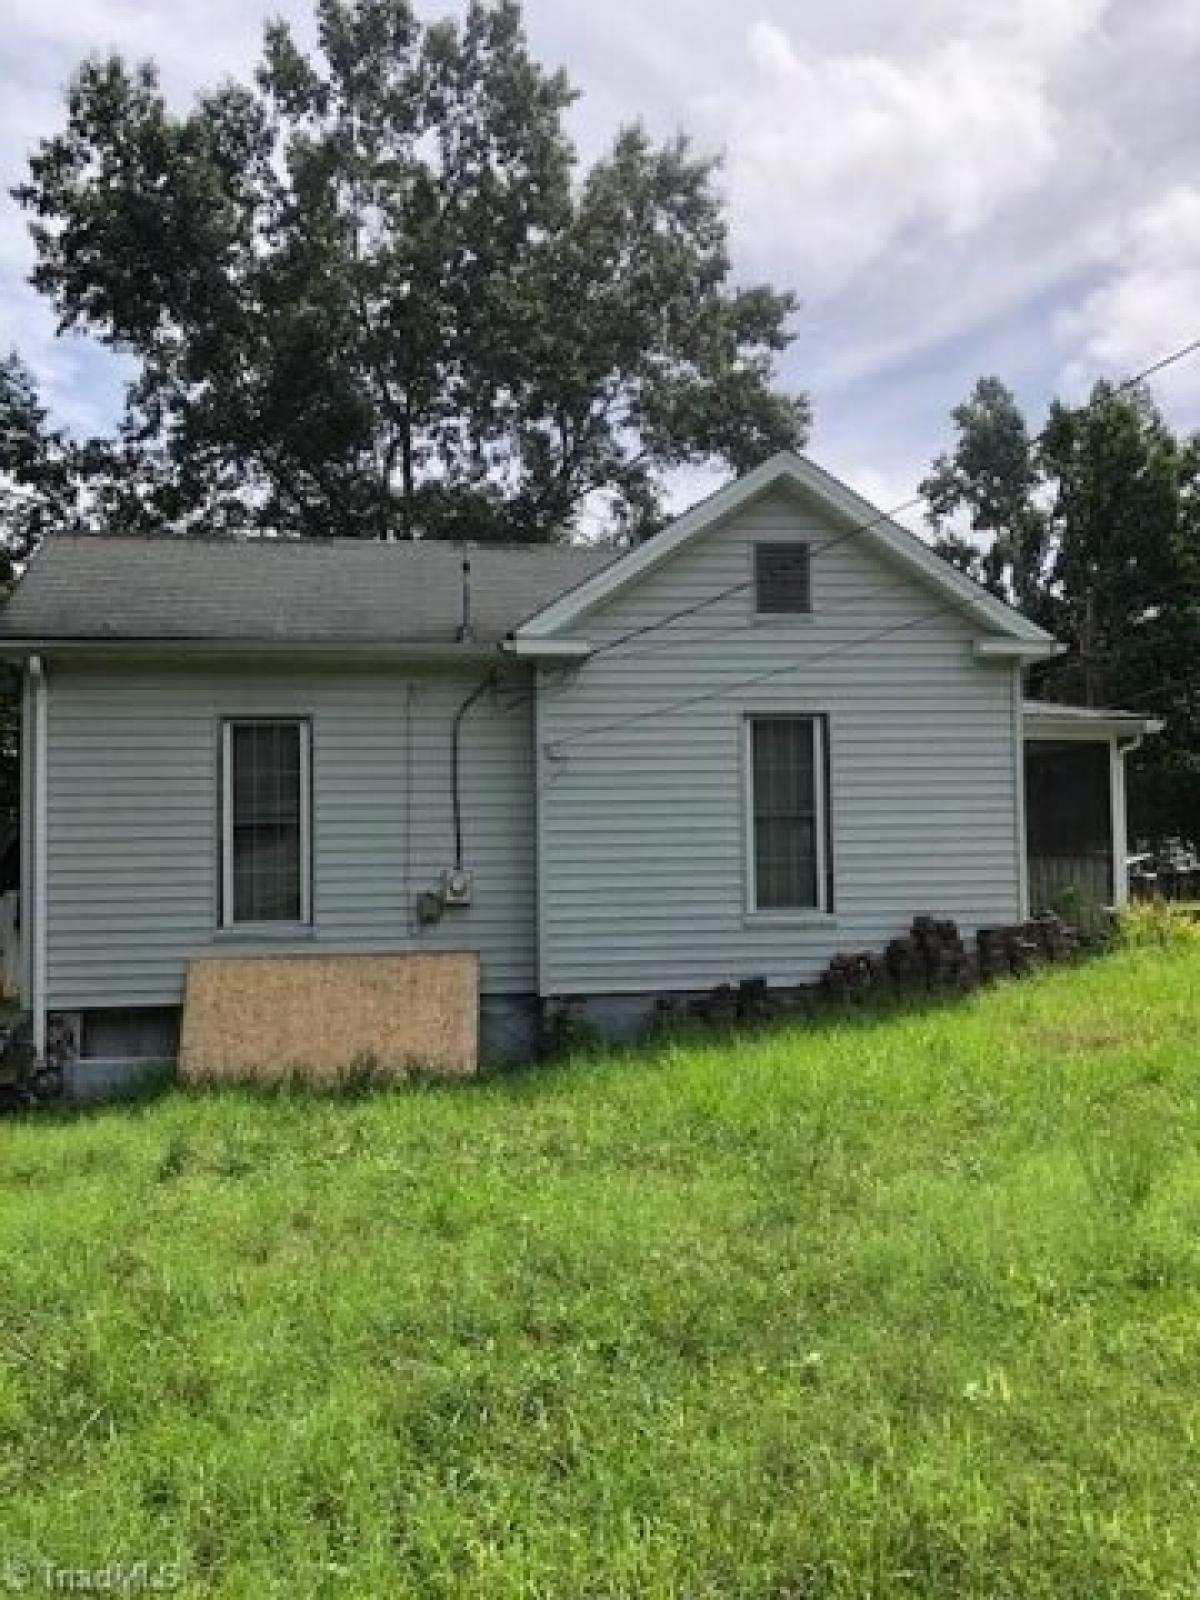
[1117,900,1200,950]
[1045,882,1114,942]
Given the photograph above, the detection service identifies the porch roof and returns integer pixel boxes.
[1023,700,1163,742]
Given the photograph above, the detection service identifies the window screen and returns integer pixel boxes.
[754,543,811,614]
[750,717,824,910]
[223,721,309,925]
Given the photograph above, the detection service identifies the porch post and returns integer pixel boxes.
[1109,737,1129,907]
[1013,664,1029,918]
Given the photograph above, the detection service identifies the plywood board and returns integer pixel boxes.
[179,951,479,1084]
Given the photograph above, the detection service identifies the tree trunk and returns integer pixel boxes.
[399,403,415,540]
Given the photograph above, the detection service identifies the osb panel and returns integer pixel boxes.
[179,952,479,1084]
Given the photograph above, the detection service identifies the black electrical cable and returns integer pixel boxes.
[451,672,495,868]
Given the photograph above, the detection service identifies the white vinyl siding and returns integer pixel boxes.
[44,661,536,1006]
[535,486,1022,995]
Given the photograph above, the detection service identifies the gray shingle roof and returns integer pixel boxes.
[0,534,619,646]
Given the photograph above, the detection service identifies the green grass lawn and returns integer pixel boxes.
[3,948,1200,1598]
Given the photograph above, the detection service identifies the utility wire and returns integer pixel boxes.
[539,333,1200,754]
[537,581,919,680]
[587,577,753,656]
[586,495,929,659]
[544,603,956,754]
[1107,336,1200,394]
[577,334,1200,665]
[547,598,1197,755]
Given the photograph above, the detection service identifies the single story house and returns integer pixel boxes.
[0,453,1159,1093]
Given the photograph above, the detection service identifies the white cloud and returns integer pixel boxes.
[1058,185,1200,417]
[0,0,281,95]
[697,6,1109,296]
[0,0,1198,480]
[823,460,926,532]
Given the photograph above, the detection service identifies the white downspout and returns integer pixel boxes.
[29,655,47,1062]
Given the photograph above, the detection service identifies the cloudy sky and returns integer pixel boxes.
[2,0,1199,525]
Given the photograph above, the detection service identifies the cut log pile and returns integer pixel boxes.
[686,976,806,1025]
[683,911,1087,1028]
[821,950,886,1001]
[977,914,1081,978]
[885,916,974,990]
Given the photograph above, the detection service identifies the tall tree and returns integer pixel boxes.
[0,352,81,576]
[16,0,807,542]
[922,376,1200,845]
[921,376,1048,614]
[0,352,79,820]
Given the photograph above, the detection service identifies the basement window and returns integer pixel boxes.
[220,719,311,927]
[754,542,812,614]
[745,715,830,912]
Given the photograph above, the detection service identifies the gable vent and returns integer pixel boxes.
[754,543,812,614]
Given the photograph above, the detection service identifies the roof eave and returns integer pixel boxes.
[973,639,1065,662]
[0,636,514,664]
[500,636,595,660]
[1023,707,1164,741]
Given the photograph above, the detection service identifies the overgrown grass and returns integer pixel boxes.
[1118,898,1200,948]
[2,948,1199,1597]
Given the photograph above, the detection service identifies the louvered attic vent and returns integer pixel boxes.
[754,543,812,614]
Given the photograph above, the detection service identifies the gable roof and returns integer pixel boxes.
[0,454,1061,657]
[514,452,1058,649]
[0,534,617,649]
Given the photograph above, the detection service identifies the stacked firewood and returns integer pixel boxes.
[688,976,795,1025]
[681,909,1087,1033]
[978,914,1081,977]
[977,925,1038,978]
[1029,912,1082,962]
[885,916,974,990]
[821,949,887,1001]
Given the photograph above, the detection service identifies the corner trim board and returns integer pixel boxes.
[30,655,47,1061]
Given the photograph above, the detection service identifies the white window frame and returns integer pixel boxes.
[743,713,830,916]
[220,718,312,930]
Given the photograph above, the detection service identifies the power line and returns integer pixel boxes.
[588,577,752,656]
[794,331,1200,576]
[540,580,918,677]
[1108,336,1200,394]
[576,333,1200,666]
[546,599,1198,757]
[585,496,926,663]
[544,603,955,754]
[590,495,928,659]
[538,333,1200,754]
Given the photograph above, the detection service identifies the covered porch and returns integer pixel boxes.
[1022,701,1162,913]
